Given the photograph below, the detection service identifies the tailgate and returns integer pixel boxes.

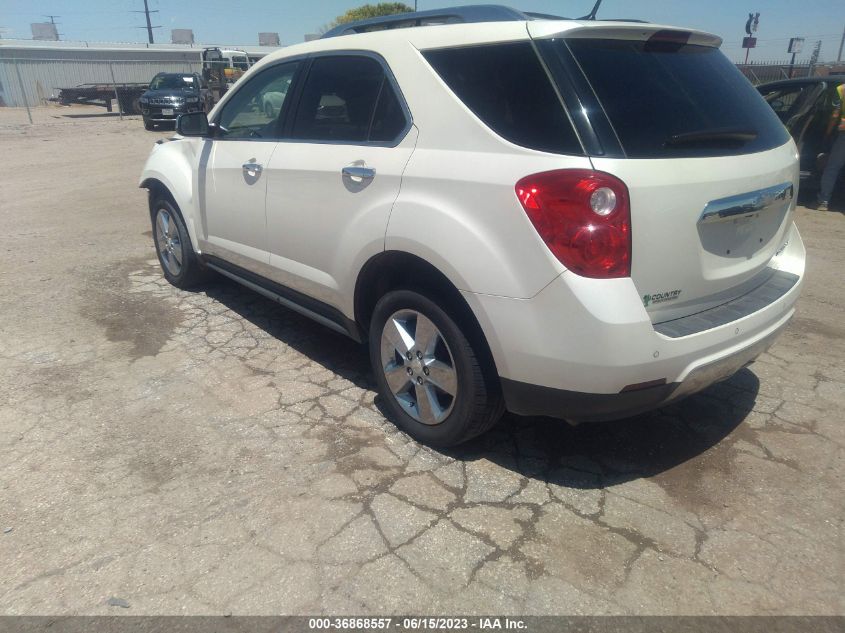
[592,143,797,322]
[530,23,797,322]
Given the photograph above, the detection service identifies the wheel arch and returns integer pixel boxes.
[354,250,501,384]
[140,173,200,252]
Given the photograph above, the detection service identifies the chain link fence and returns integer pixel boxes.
[736,60,818,85]
[0,56,224,126]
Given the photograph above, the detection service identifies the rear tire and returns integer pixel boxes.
[150,196,210,289]
[369,289,503,447]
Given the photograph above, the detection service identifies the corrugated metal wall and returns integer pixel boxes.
[0,53,203,107]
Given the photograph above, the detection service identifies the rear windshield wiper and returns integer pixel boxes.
[664,128,758,148]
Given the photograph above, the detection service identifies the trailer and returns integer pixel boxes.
[53,83,148,114]
[52,47,252,115]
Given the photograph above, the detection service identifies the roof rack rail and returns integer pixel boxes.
[320,4,567,39]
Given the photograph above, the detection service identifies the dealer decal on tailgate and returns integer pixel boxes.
[642,290,682,307]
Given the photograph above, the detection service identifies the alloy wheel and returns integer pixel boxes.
[155,207,183,276]
[380,309,458,425]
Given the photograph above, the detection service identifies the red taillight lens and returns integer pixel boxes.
[515,169,631,278]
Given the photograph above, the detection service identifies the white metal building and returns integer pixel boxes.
[0,39,281,107]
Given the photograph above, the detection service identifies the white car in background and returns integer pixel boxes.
[140,6,805,447]
[260,88,286,119]
[258,75,293,119]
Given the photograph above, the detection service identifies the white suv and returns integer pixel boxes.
[140,8,805,447]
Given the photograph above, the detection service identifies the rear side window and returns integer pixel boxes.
[563,38,790,158]
[423,43,582,155]
[291,55,407,143]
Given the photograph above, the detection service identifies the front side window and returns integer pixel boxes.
[217,62,299,140]
[290,55,408,143]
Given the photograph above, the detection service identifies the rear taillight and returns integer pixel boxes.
[515,169,631,279]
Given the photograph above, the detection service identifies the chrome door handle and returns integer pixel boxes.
[342,166,375,180]
[242,162,263,175]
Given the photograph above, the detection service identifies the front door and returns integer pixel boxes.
[199,61,299,273]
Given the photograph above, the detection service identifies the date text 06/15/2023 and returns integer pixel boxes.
[307,617,529,630]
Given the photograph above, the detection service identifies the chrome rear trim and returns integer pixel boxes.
[699,181,793,225]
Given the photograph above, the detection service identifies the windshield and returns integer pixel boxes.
[561,38,790,158]
[149,74,197,91]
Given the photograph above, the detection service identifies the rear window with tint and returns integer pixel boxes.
[423,43,582,155]
[563,38,789,158]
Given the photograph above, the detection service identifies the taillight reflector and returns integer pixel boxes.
[515,169,631,279]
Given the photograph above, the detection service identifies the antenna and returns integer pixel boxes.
[43,15,63,39]
[578,0,603,20]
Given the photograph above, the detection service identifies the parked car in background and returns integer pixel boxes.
[758,76,845,183]
[258,74,292,118]
[141,7,805,446]
[140,72,212,131]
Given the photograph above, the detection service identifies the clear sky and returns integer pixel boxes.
[0,0,843,63]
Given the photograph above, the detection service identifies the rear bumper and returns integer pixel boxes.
[463,221,805,422]
[501,320,784,422]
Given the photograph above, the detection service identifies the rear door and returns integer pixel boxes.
[534,27,797,322]
[263,54,416,309]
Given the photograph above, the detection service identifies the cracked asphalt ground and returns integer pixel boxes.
[0,106,843,616]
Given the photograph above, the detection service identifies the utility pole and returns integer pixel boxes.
[838,22,844,62]
[143,0,154,44]
[132,0,158,44]
[809,39,821,75]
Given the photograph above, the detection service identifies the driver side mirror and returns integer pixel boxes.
[176,111,209,137]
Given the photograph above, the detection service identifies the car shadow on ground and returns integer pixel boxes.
[200,279,374,390]
[58,112,125,119]
[449,372,757,489]
[199,276,759,488]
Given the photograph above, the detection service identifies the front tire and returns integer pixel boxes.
[151,196,209,289]
[369,289,503,447]
[143,117,154,131]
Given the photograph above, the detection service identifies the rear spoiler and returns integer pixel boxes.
[528,21,723,48]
